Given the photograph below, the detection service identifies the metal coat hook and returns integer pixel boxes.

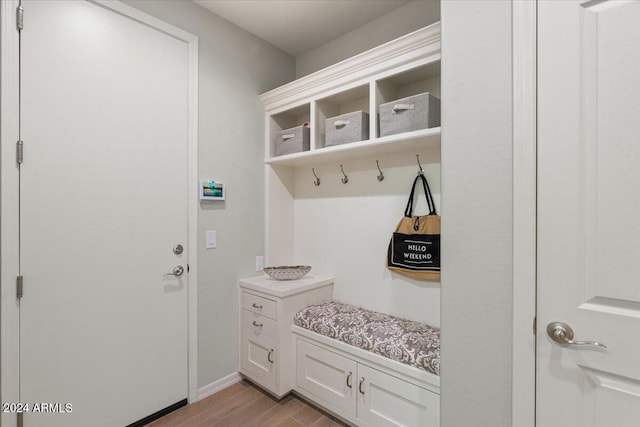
[416,154,424,176]
[312,168,321,186]
[376,160,384,181]
[339,165,349,184]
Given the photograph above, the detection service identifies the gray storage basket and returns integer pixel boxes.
[379,92,440,137]
[325,111,369,147]
[274,125,310,156]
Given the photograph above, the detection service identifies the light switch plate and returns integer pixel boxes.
[206,230,216,249]
[255,256,264,271]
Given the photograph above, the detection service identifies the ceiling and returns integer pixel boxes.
[193,0,412,56]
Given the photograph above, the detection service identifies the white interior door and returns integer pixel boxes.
[537,1,640,426]
[19,1,189,426]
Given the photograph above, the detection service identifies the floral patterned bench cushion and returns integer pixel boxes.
[294,301,440,376]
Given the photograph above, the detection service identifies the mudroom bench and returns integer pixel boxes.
[292,301,440,427]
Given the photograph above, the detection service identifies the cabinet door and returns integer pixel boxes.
[240,325,277,391]
[357,364,439,427]
[296,339,357,416]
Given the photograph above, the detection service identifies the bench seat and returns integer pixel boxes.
[293,301,440,376]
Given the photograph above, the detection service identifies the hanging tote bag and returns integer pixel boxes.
[387,173,441,281]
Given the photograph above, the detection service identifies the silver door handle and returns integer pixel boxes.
[546,321,607,349]
[164,265,184,277]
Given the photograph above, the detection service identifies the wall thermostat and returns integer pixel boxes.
[200,180,225,201]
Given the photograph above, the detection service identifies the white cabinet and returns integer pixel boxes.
[238,275,333,397]
[296,337,439,427]
[239,293,278,390]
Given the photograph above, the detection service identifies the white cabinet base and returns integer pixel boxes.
[238,275,334,398]
[294,331,440,427]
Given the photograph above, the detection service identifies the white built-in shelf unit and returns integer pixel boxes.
[261,23,441,168]
[260,22,441,266]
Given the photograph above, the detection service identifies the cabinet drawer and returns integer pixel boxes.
[241,309,277,340]
[241,291,277,320]
[296,339,357,416]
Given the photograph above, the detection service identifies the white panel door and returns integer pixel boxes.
[357,364,438,427]
[538,1,640,426]
[19,1,189,426]
[241,325,277,389]
[295,339,357,416]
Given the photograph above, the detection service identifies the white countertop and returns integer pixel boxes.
[238,274,334,298]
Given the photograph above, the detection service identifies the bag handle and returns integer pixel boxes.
[404,174,433,216]
[404,173,437,217]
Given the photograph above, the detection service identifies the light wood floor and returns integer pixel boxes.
[148,380,348,427]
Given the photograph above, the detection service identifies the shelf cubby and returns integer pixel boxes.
[268,103,311,158]
[314,84,370,149]
[375,61,441,138]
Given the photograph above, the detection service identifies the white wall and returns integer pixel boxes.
[123,0,295,389]
[295,0,440,78]
[440,1,514,426]
[292,149,441,326]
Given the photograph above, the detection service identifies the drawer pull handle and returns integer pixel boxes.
[359,377,365,394]
[334,120,350,128]
[281,133,295,141]
[346,371,353,389]
[267,349,274,364]
[252,303,263,309]
[252,321,263,328]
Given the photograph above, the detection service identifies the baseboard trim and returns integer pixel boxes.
[197,372,243,400]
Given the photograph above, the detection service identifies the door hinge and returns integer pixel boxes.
[17,411,24,427]
[16,5,24,32]
[533,316,537,335]
[17,275,23,299]
[16,140,24,164]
